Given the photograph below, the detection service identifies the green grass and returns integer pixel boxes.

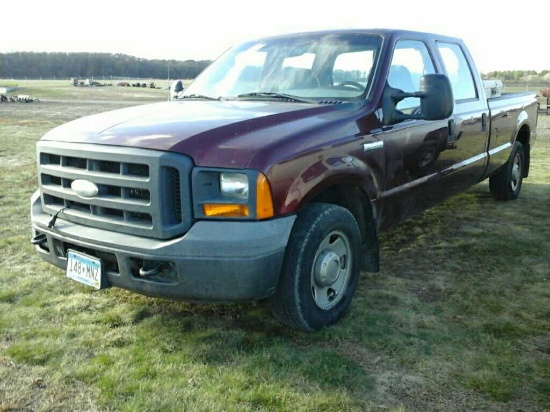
[0,81,549,411]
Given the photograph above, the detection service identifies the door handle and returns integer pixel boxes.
[363,141,384,152]
[482,113,488,132]
[447,119,456,149]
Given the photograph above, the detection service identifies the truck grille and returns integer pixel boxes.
[37,141,193,239]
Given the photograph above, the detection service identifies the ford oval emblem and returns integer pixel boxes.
[71,179,99,198]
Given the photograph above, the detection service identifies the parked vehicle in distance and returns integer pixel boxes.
[31,29,538,331]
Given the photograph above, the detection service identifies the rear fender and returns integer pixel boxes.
[514,110,529,142]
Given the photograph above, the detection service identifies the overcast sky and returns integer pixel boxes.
[2,0,546,73]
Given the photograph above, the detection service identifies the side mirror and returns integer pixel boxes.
[382,73,454,125]
[170,80,184,101]
[420,74,454,120]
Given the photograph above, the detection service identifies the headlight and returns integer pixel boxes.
[192,168,273,220]
[220,173,248,199]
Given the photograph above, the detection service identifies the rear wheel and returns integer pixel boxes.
[489,141,524,200]
[270,203,361,331]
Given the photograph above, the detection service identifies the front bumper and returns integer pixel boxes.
[31,190,295,302]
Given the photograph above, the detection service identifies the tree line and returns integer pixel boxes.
[481,70,550,82]
[0,52,211,80]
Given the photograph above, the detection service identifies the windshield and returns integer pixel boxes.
[182,33,383,102]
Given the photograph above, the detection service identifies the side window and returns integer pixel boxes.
[437,42,477,101]
[388,40,435,111]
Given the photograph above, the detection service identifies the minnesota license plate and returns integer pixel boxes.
[66,250,103,289]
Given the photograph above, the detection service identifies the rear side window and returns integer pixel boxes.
[437,42,477,101]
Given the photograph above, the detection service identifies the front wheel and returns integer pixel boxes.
[489,141,524,201]
[270,203,361,331]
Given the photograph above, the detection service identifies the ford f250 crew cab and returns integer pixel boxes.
[30,29,538,331]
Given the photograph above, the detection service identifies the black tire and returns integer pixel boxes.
[489,141,525,201]
[270,203,361,331]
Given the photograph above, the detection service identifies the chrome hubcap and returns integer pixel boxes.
[511,153,521,192]
[311,230,351,310]
[314,251,342,286]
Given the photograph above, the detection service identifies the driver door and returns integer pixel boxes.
[379,39,454,226]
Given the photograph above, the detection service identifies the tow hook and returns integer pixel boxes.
[139,262,162,277]
[31,233,47,245]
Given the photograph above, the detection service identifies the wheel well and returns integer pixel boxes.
[516,125,531,177]
[308,184,379,272]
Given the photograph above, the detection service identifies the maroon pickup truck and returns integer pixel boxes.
[31,29,538,331]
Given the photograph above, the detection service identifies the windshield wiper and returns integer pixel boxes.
[237,92,313,103]
[178,94,221,101]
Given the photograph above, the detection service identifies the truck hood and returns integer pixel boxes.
[42,100,357,168]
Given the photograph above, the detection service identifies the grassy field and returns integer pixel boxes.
[0,82,549,411]
[1,79,171,103]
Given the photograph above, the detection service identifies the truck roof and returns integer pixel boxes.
[252,28,464,44]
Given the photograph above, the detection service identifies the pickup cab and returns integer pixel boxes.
[30,29,538,331]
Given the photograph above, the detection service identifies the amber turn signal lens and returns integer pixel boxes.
[256,173,274,219]
[203,204,249,217]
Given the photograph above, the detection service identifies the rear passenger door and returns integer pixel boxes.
[436,42,489,190]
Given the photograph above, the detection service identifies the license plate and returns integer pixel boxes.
[66,250,103,289]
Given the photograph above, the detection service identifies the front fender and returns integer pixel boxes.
[271,153,383,215]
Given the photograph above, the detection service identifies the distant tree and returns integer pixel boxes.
[0,52,211,80]
[481,70,549,82]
